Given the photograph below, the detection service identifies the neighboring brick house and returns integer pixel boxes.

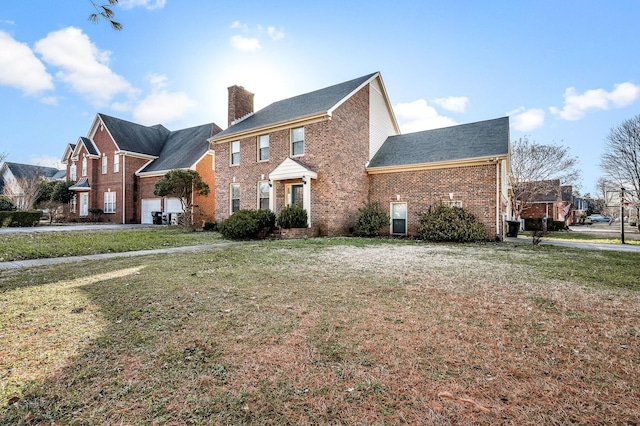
[519,179,574,224]
[61,114,221,224]
[210,72,511,239]
[0,161,65,210]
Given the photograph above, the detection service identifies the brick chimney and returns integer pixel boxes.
[227,85,254,127]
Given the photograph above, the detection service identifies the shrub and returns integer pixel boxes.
[0,211,42,227]
[217,209,276,240]
[277,204,308,229]
[524,218,566,232]
[416,204,487,242]
[203,222,217,232]
[0,196,16,212]
[354,202,389,237]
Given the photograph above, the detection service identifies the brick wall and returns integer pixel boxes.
[368,164,500,239]
[214,85,371,236]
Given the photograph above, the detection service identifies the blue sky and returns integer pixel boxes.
[1,0,639,195]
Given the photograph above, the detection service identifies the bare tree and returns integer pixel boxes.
[600,114,640,223]
[2,174,48,211]
[89,0,123,31]
[509,136,581,219]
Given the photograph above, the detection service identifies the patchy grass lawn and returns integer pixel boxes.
[0,227,222,261]
[1,239,639,424]
[524,227,640,245]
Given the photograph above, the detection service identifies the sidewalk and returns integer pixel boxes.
[505,236,640,253]
[0,242,236,270]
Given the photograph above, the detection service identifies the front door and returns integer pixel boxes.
[291,184,304,208]
[79,193,89,217]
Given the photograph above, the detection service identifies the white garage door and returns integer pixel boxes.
[165,198,184,214]
[141,198,162,224]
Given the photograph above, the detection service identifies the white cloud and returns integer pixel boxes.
[0,31,53,95]
[131,74,196,125]
[230,21,248,31]
[34,27,135,106]
[268,26,285,41]
[231,34,261,51]
[393,99,457,133]
[29,155,64,169]
[550,82,640,121]
[432,96,469,113]
[118,0,166,10]
[507,107,545,132]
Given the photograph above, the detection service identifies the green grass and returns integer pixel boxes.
[0,227,222,261]
[1,238,639,424]
[521,228,640,245]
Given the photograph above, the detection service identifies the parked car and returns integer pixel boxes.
[585,214,612,224]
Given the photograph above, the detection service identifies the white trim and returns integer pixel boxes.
[390,202,407,235]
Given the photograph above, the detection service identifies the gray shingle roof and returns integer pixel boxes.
[79,137,99,156]
[213,72,379,139]
[367,117,509,168]
[99,114,170,156]
[3,162,61,180]
[69,177,90,191]
[139,123,221,173]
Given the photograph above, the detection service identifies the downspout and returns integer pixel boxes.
[122,153,126,224]
[496,160,500,239]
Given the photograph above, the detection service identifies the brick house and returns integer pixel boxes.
[61,114,221,223]
[0,162,65,210]
[210,72,511,239]
[519,179,574,224]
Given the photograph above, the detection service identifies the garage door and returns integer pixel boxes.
[165,198,184,214]
[141,198,162,224]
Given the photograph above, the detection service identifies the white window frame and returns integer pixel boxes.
[70,164,77,181]
[230,183,240,213]
[70,194,77,213]
[230,141,240,165]
[113,154,119,173]
[258,181,270,210]
[104,191,116,213]
[291,127,304,157]
[102,155,107,174]
[81,157,87,177]
[390,202,407,235]
[258,135,269,162]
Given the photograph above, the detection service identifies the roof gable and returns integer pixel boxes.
[96,113,170,157]
[212,72,379,140]
[367,117,510,169]
[2,162,61,180]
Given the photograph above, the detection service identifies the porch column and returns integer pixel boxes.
[269,181,275,212]
[303,180,311,227]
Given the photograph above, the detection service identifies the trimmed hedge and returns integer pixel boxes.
[0,211,42,227]
[417,205,488,242]
[218,209,276,240]
[0,196,17,212]
[524,218,567,232]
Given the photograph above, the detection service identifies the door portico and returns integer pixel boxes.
[268,158,317,227]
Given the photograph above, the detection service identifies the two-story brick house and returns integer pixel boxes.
[62,113,221,224]
[210,72,511,239]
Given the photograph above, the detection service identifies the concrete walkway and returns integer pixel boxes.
[505,236,640,253]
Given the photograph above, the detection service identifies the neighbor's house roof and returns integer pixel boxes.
[516,179,561,203]
[0,161,63,193]
[367,117,510,172]
[64,114,221,176]
[211,72,381,142]
[138,123,222,175]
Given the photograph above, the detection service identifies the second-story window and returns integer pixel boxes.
[292,127,304,156]
[82,157,87,176]
[258,135,269,161]
[113,154,119,172]
[70,164,77,181]
[102,155,107,174]
[231,141,240,165]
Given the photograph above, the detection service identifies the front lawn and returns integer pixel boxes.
[0,227,222,261]
[1,239,639,424]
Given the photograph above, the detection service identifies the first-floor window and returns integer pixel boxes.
[70,194,77,213]
[391,202,407,235]
[79,193,89,217]
[258,181,270,210]
[442,199,462,208]
[231,183,240,213]
[104,191,116,213]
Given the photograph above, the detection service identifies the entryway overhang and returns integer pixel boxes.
[69,178,91,191]
[267,158,317,227]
